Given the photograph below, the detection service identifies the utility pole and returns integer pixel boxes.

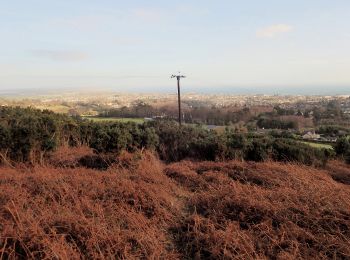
[171,73,186,126]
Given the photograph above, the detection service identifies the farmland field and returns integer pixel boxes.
[301,141,334,150]
[82,116,145,123]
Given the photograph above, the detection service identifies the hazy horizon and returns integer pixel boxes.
[1,1,350,93]
[0,85,349,97]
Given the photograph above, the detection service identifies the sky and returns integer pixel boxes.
[1,0,350,94]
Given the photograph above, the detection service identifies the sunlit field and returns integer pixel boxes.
[82,116,145,124]
[301,141,334,150]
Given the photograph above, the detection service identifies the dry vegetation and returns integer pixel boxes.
[0,148,350,259]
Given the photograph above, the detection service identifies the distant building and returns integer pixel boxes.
[302,131,321,140]
[322,137,338,143]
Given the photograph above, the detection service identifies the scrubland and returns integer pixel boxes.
[0,147,350,259]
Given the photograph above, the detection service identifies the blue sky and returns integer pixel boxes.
[1,0,350,94]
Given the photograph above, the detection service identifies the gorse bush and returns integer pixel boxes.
[88,122,159,153]
[150,120,220,162]
[0,107,335,166]
[220,129,247,160]
[335,136,350,164]
[244,138,272,162]
[0,107,158,163]
[271,138,333,167]
[0,107,73,163]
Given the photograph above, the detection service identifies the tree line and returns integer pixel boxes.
[99,102,253,126]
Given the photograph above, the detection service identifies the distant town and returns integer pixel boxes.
[1,92,349,147]
[1,91,350,115]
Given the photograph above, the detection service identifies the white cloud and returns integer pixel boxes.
[256,24,293,38]
[32,50,88,61]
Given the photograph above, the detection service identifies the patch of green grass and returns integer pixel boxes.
[300,141,334,150]
[82,116,145,124]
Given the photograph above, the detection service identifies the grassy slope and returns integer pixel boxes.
[0,151,350,259]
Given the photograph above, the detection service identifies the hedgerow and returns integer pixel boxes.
[0,107,335,166]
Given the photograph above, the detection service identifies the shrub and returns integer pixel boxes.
[150,121,220,162]
[0,106,338,167]
[221,129,247,160]
[335,137,350,156]
[345,150,350,164]
[244,138,272,162]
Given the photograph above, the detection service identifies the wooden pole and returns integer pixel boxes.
[177,76,182,126]
[171,73,185,126]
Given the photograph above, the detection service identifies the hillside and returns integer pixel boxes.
[1,150,349,259]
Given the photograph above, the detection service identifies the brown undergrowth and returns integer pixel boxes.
[166,161,350,259]
[0,148,350,259]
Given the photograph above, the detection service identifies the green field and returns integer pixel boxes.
[82,116,145,124]
[300,141,334,150]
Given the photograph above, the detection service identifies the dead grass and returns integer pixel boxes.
[0,152,182,259]
[166,160,350,259]
[48,146,95,168]
[1,151,350,259]
[325,160,350,185]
